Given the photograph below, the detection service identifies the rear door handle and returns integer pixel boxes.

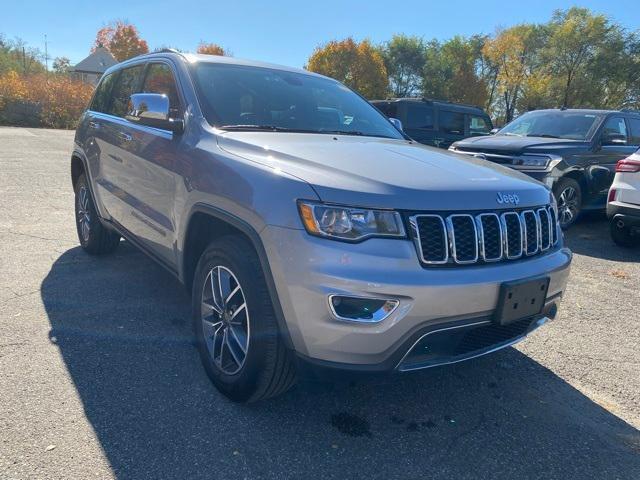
[88,121,100,129]
[117,131,132,142]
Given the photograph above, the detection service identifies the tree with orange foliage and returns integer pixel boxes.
[197,42,228,56]
[93,21,149,62]
[306,38,388,99]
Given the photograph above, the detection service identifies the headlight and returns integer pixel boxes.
[298,201,405,241]
[514,156,550,168]
[513,154,562,170]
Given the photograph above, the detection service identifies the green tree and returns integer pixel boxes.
[0,35,45,75]
[306,38,388,99]
[545,7,612,108]
[381,34,425,97]
[422,36,488,107]
[52,56,71,74]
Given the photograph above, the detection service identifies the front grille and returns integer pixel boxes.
[411,205,559,266]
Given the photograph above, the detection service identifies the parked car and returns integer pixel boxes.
[371,98,493,149]
[71,51,571,402]
[449,109,640,229]
[607,149,640,247]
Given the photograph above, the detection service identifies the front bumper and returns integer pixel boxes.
[262,226,572,369]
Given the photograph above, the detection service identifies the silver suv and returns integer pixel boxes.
[72,51,572,402]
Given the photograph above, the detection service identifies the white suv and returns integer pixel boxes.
[608,149,640,247]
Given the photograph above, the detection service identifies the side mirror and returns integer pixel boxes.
[389,117,404,132]
[490,128,500,135]
[602,132,627,146]
[126,93,183,134]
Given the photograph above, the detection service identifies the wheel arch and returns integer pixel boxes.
[181,204,294,350]
[558,170,587,201]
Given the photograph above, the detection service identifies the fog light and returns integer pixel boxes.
[329,295,398,323]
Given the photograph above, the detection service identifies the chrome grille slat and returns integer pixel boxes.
[411,205,557,266]
[447,214,478,264]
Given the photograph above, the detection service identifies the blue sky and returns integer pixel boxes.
[3,0,639,68]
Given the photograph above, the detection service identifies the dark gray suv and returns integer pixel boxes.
[72,51,572,402]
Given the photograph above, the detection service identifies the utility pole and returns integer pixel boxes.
[44,34,48,74]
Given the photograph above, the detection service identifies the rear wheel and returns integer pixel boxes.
[554,178,582,230]
[74,173,120,255]
[192,236,296,402]
[610,218,639,248]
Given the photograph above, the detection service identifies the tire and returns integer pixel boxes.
[610,218,639,248]
[74,173,120,255]
[553,177,582,230]
[192,236,296,402]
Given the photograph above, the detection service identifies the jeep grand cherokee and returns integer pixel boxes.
[71,51,572,402]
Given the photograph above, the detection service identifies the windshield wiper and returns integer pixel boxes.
[219,124,302,132]
[319,130,395,139]
[526,133,561,139]
[501,132,522,137]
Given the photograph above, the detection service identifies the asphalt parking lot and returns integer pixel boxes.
[1,126,639,479]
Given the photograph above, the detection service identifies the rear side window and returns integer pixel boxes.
[602,116,627,139]
[375,102,397,117]
[628,118,640,145]
[108,65,145,118]
[405,104,434,129]
[142,63,181,118]
[439,110,464,134]
[468,115,491,135]
[90,72,117,113]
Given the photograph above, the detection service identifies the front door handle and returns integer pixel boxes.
[117,131,132,142]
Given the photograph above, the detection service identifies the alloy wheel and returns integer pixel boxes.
[77,186,91,242]
[200,266,250,375]
[558,186,579,227]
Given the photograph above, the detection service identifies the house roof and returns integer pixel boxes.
[71,47,117,74]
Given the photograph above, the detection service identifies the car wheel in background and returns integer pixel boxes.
[609,218,639,248]
[554,177,582,230]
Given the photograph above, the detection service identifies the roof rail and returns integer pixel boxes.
[621,108,640,114]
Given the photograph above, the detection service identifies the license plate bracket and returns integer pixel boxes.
[494,276,550,325]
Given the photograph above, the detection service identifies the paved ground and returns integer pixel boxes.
[1,127,639,480]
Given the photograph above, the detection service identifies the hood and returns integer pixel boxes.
[217,132,551,211]
[453,134,589,155]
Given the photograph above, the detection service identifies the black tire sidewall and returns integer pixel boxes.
[192,238,278,401]
[610,219,638,248]
[74,174,98,249]
[554,178,582,229]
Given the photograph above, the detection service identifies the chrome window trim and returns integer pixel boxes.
[446,214,478,264]
[409,214,449,264]
[500,211,523,259]
[476,213,503,262]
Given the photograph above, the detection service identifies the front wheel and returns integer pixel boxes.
[192,236,296,402]
[553,178,582,230]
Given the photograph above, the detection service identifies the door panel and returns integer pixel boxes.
[114,62,185,265]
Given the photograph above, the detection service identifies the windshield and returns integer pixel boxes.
[499,111,602,140]
[191,63,403,139]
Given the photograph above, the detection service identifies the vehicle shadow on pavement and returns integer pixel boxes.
[41,244,640,480]
[564,214,640,262]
